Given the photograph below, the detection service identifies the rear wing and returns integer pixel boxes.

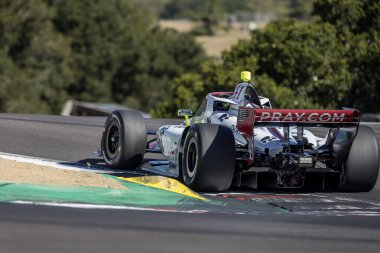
[255,109,359,125]
[237,107,360,129]
[236,107,360,165]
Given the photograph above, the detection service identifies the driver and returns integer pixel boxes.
[231,71,262,108]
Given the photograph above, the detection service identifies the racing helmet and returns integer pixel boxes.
[231,71,261,108]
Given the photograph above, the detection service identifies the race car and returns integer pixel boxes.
[100,71,379,192]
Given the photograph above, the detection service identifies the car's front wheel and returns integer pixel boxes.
[101,110,146,170]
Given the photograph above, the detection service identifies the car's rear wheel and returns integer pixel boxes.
[182,124,235,192]
[341,125,379,192]
[101,110,146,170]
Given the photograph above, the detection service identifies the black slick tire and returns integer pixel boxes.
[182,124,235,192]
[101,110,146,170]
[341,125,379,192]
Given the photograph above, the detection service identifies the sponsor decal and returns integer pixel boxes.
[260,136,280,144]
[159,126,170,135]
[160,135,176,161]
[238,109,249,121]
[206,98,213,112]
[258,111,348,122]
[218,113,229,121]
[230,125,240,135]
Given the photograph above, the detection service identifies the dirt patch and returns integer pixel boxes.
[196,30,250,58]
[159,20,196,32]
[0,158,124,189]
[158,20,251,58]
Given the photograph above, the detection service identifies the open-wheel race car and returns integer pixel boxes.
[100,71,379,192]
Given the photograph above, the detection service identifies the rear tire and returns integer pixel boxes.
[182,124,235,192]
[341,126,379,192]
[101,110,146,170]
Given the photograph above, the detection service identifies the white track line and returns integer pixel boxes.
[0,152,123,174]
[11,201,209,214]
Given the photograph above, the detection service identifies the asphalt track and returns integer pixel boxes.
[1,113,380,252]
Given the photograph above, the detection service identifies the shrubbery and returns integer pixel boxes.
[156,0,380,116]
[0,0,205,114]
[1,0,378,116]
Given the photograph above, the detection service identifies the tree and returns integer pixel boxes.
[50,0,205,112]
[152,72,205,118]
[111,27,206,111]
[288,0,314,20]
[313,0,365,34]
[49,0,150,103]
[193,0,226,35]
[0,0,206,114]
[0,0,73,114]
[227,20,352,108]
[155,18,350,117]
[161,0,227,35]
[314,0,380,112]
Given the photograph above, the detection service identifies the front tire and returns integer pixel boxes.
[341,125,379,192]
[182,124,235,192]
[101,110,146,170]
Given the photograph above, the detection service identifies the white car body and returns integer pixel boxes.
[156,90,323,166]
[150,83,360,189]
